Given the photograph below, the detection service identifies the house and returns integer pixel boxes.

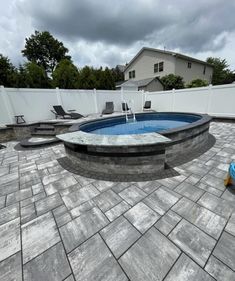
[116,77,164,92]
[124,47,213,86]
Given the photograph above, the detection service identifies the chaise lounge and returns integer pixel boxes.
[102,102,114,115]
[122,102,130,112]
[143,101,152,110]
[52,105,84,119]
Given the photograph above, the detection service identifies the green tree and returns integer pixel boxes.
[187,79,209,88]
[23,62,50,88]
[77,66,97,89]
[99,67,115,90]
[52,59,78,89]
[0,54,17,87]
[111,66,124,83]
[206,57,234,85]
[22,31,71,74]
[161,74,184,90]
[15,64,28,88]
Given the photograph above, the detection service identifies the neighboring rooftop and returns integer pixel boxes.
[116,77,164,88]
[124,47,213,71]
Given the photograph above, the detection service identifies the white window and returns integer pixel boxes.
[159,62,164,72]
[154,62,164,73]
[203,66,206,74]
[129,70,135,79]
[188,62,192,68]
[154,63,158,73]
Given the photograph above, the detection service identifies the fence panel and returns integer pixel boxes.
[60,89,96,116]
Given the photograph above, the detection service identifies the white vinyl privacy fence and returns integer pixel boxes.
[145,83,235,117]
[1,83,235,125]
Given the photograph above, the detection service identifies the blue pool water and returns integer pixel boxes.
[90,120,189,135]
[80,113,201,135]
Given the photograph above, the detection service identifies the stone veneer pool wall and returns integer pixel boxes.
[58,112,212,178]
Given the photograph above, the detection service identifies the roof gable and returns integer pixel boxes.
[124,47,212,72]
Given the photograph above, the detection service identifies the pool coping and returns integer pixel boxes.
[58,112,211,148]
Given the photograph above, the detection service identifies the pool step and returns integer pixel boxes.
[31,131,56,136]
[35,125,55,131]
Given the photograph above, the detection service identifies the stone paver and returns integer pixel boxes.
[22,212,60,264]
[1,122,235,280]
[70,200,95,218]
[0,218,21,262]
[0,196,5,209]
[119,185,147,206]
[105,201,130,222]
[225,212,235,236]
[174,181,204,201]
[155,210,181,236]
[62,185,100,209]
[0,252,22,281]
[44,176,78,195]
[213,231,235,271]
[93,189,122,212]
[24,242,71,281]
[6,188,32,205]
[69,234,127,281]
[172,197,226,239]
[0,203,19,226]
[165,253,214,281]
[205,255,235,281]
[0,181,19,196]
[100,216,141,258]
[144,187,181,215]
[124,202,160,233]
[169,219,216,267]
[198,192,234,218]
[92,180,117,192]
[35,193,63,215]
[119,227,180,281]
[59,207,108,252]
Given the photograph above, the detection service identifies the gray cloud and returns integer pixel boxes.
[23,0,235,53]
[0,0,235,68]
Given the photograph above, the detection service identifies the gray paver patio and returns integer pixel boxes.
[144,186,181,215]
[124,202,160,233]
[0,218,21,262]
[169,219,216,267]
[100,216,141,258]
[213,231,235,271]
[69,234,127,281]
[165,253,214,281]
[24,242,71,281]
[0,252,22,281]
[22,212,60,264]
[205,255,235,281]
[59,207,108,252]
[0,121,235,280]
[172,197,226,239]
[119,227,181,281]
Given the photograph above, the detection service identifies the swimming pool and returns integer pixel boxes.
[80,113,200,135]
[58,112,212,181]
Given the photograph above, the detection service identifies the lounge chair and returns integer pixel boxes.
[51,105,84,119]
[143,101,151,110]
[122,102,130,112]
[102,102,114,115]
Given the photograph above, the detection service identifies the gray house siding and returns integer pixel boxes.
[139,79,164,92]
[124,48,213,86]
[124,50,176,81]
[175,57,213,84]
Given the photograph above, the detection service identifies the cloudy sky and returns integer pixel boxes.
[0,0,235,69]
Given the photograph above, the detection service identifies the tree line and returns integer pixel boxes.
[0,30,234,89]
[0,31,124,89]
